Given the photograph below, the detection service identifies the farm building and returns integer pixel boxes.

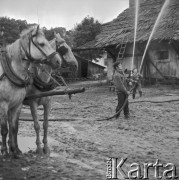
[60,55,106,79]
[76,0,179,83]
[75,55,105,79]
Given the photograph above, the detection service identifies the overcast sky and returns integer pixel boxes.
[0,0,129,30]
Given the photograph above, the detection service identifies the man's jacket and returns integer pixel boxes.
[113,70,128,94]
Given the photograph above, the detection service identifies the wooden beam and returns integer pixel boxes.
[170,40,179,56]
[147,55,172,85]
[25,87,85,100]
[106,47,116,61]
[148,58,166,79]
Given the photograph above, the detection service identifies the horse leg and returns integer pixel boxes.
[14,106,23,154]
[30,103,43,154]
[8,105,22,157]
[43,101,51,154]
[0,104,9,156]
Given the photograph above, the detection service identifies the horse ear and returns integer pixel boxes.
[32,25,40,36]
[57,33,62,38]
[54,31,58,39]
[54,32,65,44]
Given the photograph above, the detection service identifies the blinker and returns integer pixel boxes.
[57,45,68,56]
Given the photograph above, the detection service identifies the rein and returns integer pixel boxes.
[32,40,69,91]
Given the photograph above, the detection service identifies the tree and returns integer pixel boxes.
[0,17,28,44]
[43,27,73,47]
[72,16,102,48]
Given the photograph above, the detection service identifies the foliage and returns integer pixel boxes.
[72,16,102,48]
[0,15,102,60]
[71,16,102,60]
[0,17,28,44]
[0,17,74,47]
[43,27,73,47]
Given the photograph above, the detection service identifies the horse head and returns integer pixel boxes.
[20,26,62,70]
[53,32,78,76]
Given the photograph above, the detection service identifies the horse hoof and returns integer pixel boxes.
[13,153,23,159]
[43,147,50,155]
[36,147,43,155]
[1,150,9,158]
[11,148,23,159]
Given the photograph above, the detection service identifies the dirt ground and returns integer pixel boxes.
[0,82,179,180]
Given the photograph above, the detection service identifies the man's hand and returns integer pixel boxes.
[126,91,130,95]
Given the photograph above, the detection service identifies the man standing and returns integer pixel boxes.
[113,61,130,119]
[132,68,143,99]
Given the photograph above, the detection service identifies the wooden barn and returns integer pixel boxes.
[75,55,105,79]
[59,55,105,79]
[76,0,179,83]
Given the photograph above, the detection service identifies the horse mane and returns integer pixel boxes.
[20,26,34,37]
[6,27,36,60]
[6,26,42,61]
[55,33,65,44]
[49,38,56,50]
[20,26,44,38]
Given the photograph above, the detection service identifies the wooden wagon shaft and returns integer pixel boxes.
[25,87,85,100]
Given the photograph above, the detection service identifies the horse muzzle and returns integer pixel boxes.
[48,53,62,69]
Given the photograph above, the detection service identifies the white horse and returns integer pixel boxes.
[0,26,62,157]
[23,32,78,154]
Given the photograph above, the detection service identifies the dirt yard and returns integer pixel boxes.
[0,82,179,180]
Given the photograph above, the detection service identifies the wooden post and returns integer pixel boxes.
[147,58,151,85]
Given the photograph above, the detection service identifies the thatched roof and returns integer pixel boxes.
[78,0,179,49]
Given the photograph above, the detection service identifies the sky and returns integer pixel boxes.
[0,0,129,30]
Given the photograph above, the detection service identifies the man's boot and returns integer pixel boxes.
[115,113,120,119]
[139,91,142,97]
[124,114,130,119]
[132,94,135,99]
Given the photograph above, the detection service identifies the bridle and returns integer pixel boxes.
[32,39,70,90]
[20,32,58,65]
[55,40,69,68]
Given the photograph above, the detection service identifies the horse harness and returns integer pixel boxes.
[55,40,69,68]
[0,31,59,88]
[0,47,31,87]
[32,41,69,91]
[33,67,55,91]
[20,30,58,65]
